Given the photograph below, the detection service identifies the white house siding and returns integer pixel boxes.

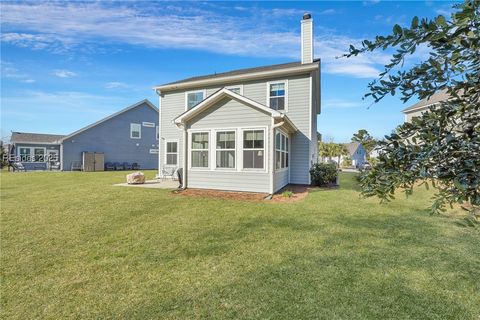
[186,97,272,193]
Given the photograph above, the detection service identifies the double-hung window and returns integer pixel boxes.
[165,141,178,166]
[191,132,209,168]
[268,81,286,110]
[34,148,45,162]
[243,130,264,169]
[186,90,205,109]
[130,123,141,139]
[275,131,289,170]
[19,147,31,162]
[216,131,235,169]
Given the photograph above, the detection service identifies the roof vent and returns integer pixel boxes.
[303,13,311,20]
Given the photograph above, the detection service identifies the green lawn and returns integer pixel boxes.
[1,171,479,319]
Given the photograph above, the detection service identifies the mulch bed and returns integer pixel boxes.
[171,184,337,203]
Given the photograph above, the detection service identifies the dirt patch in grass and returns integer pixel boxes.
[171,184,333,203]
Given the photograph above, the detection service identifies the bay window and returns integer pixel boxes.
[216,131,235,168]
[243,130,264,169]
[191,132,209,168]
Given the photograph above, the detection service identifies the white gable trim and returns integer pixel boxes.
[174,88,283,125]
[59,99,158,142]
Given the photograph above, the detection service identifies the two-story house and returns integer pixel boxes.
[154,13,320,194]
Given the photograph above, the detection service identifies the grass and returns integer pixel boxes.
[1,171,479,319]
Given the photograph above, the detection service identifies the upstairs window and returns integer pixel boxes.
[268,81,286,110]
[275,131,289,170]
[216,131,236,169]
[226,85,243,95]
[243,130,264,169]
[191,132,209,168]
[186,90,205,109]
[130,123,141,139]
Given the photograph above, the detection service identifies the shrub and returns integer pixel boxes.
[282,191,293,198]
[310,163,338,186]
[341,157,352,167]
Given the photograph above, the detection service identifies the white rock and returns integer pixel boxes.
[126,171,145,184]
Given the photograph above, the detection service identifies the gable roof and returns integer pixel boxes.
[174,88,297,132]
[59,99,158,142]
[11,132,65,144]
[343,142,361,156]
[402,90,450,113]
[155,59,320,92]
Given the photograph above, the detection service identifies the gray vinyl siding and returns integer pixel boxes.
[62,102,158,170]
[187,97,271,129]
[286,75,311,184]
[189,171,270,193]
[15,143,60,170]
[302,21,313,63]
[273,169,289,192]
[160,91,185,167]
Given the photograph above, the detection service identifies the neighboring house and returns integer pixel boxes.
[10,132,65,170]
[154,13,320,194]
[402,90,449,122]
[10,99,159,171]
[341,142,367,168]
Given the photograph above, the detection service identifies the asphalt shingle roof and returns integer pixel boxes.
[10,132,65,144]
[402,90,450,113]
[343,142,360,156]
[157,59,320,87]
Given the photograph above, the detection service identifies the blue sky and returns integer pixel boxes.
[1,1,456,142]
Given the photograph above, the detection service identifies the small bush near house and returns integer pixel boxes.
[310,163,338,186]
[282,191,293,198]
[341,157,352,167]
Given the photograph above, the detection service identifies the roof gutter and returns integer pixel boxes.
[154,63,319,92]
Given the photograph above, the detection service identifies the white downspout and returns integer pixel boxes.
[182,125,188,189]
[156,89,162,176]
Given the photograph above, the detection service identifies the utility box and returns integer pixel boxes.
[82,152,105,172]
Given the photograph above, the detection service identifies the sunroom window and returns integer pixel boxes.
[186,91,205,109]
[269,82,286,110]
[275,131,289,170]
[191,132,209,168]
[243,130,264,169]
[216,131,235,169]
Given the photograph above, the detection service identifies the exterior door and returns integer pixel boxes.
[46,150,59,169]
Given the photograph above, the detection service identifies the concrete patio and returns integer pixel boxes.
[113,179,180,189]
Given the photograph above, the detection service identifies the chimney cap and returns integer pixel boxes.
[303,13,312,20]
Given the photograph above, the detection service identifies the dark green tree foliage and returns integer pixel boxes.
[345,1,479,219]
[351,129,377,155]
[310,163,338,186]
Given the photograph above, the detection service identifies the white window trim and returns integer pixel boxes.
[213,129,237,171]
[185,89,207,111]
[164,139,179,166]
[18,146,47,163]
[275,129,289,172]
[266,80,288,112]
[130,123,141,139]
[142,122,155,127]
[240,127,267,172]
[225,85,244,95]
[188,130,211,170]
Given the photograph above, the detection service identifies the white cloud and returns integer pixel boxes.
[105,82,129,89]
[1,60,36,82]
[52,69,77,78]
[21,79,36,83]
[323,99,366,109]
[0,2,391,79]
